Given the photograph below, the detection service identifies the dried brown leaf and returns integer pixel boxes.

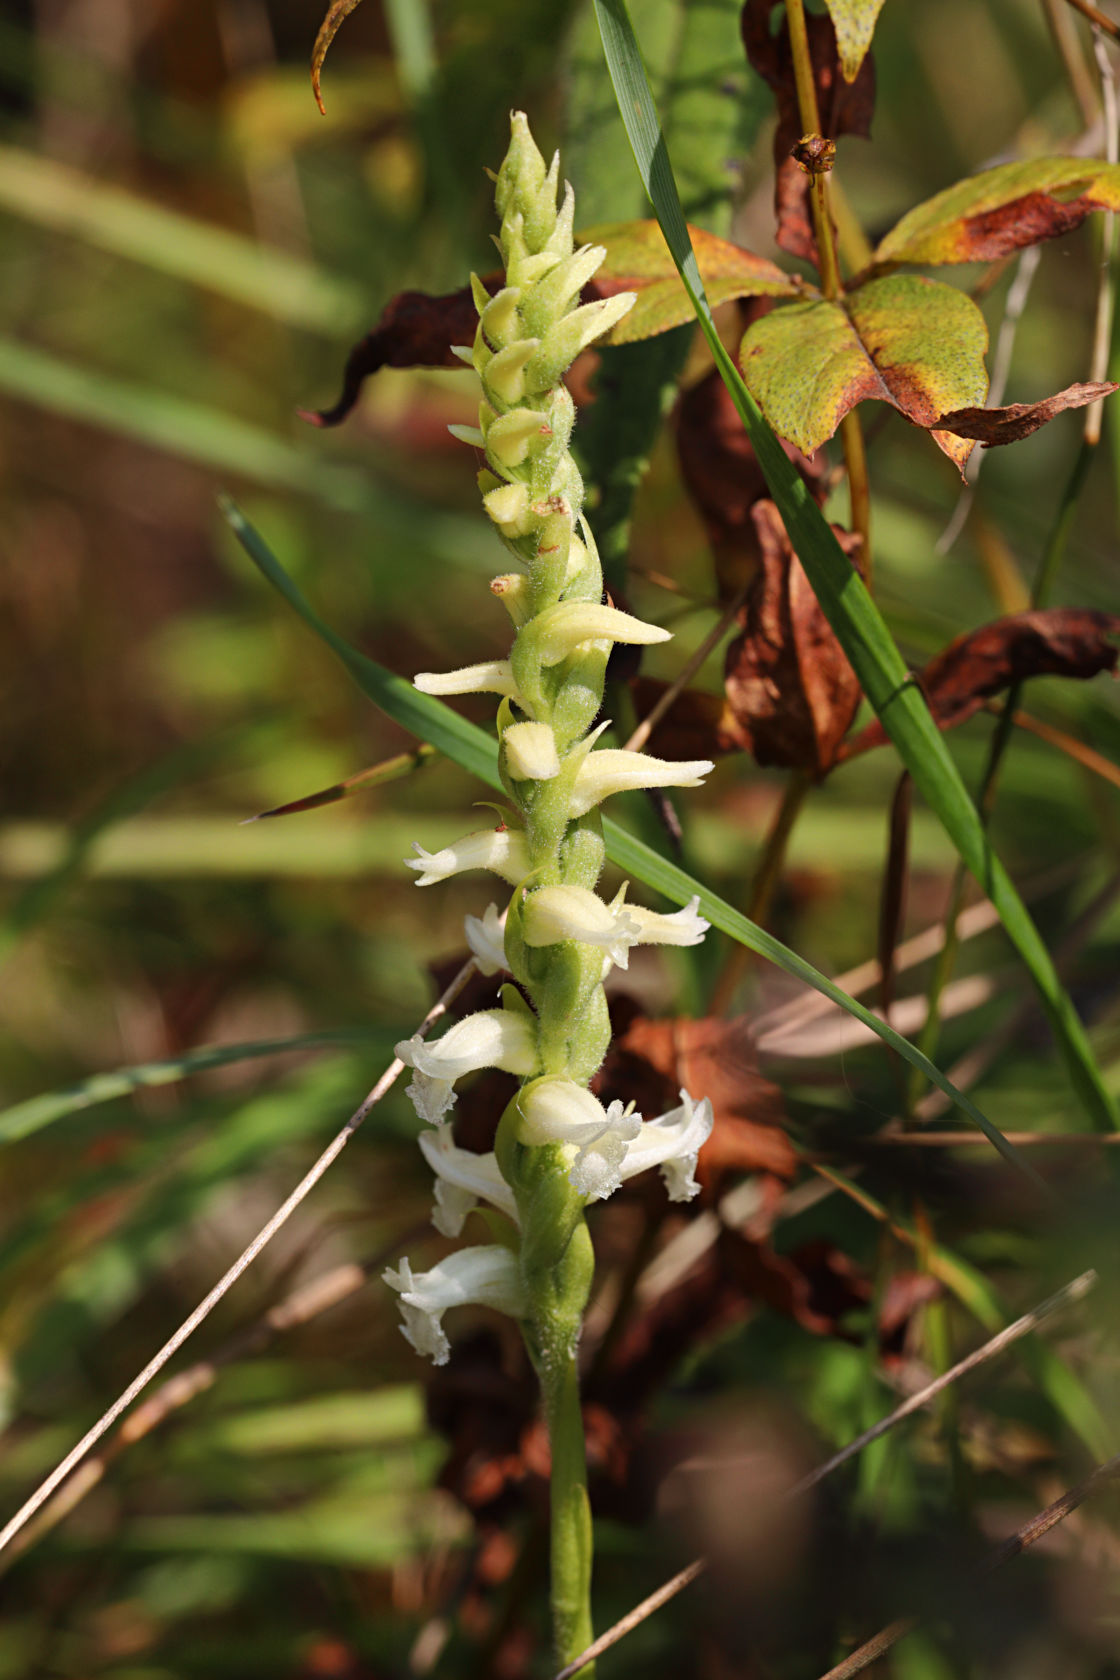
[720,500,864,773]
[935,380,1118,446]
[845,608,1120,756]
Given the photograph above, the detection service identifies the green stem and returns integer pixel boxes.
[541,1340,596,1675]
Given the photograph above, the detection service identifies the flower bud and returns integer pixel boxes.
[490,572,532,625]
[483,481,532,535]
[480,286,522,349]
[525,293,636,387]
[485,408,552,468]
[484,338,540,406]
[503,720,561,780]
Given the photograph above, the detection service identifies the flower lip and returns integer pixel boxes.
[384,1246,526,1365]
[418,1125,518,1236]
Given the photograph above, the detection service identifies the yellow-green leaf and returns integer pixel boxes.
[738,274,988,471]
[586,218,808,343]
[823,0,887,82]
[873,157,1120,267]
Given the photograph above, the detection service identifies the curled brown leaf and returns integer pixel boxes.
[720,500,864,775]
[934,380,1118,446]
[844,607,1120,757]
[311,0,366,116]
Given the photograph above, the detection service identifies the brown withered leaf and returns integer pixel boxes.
[299,283,488,426]
[596,1005,796,1182]
[311,0,366,115]
[934,380,1118,446]
[720,499,864,774]
[741,0,876,263]
[677,362,828,599]
[844,607,1120,757]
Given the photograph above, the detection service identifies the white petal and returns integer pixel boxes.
[464,903,508,976]
[624,895,711,950]
[567,750,714,818]
[405,826,528,888]
[418,1126,518,1235]
[383,1246,525,1365]
[618,1089,714,1202]
[413,661,520,700]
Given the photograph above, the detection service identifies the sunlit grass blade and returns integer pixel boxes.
[0,1031,387,1145]
[245,746,437,821]
[592,0,1116,1133]
[224,499,1041,1183]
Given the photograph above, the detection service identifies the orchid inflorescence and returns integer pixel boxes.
[384,113,715,1407]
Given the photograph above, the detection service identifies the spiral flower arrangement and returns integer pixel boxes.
[384,112,715,1670]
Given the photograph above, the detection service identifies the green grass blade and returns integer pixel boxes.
[224,499,1042,1182]
[221,496,500,787]
[0,1031,386,1145]
[591,0,1116,1133]
[0,145,365,335]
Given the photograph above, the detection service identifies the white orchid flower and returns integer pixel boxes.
[383,1246,525,1365]
[395,1008,537,1123]
[522,883,641,970]
[418,1125,518,1237]
[413,660,521,700]
[567,749,714,818]
[617,1088,714,1202]
[519,1078,643,1201]
[463,903,508,976]
[623,895,711,950]
[405,825,528,888]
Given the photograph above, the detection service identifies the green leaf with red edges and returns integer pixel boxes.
[738,274,988,471]
[823,0,887,82]
[585,219,809,343]
[873,157,1120,267]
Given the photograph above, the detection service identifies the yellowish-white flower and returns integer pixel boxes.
[405,826,528,888]
[384,1246,525,1365]
[396,1008,537,1123]
[617,1089,714,1202]
[522,883,641,970]
[623,895,711,950]
[418,1125,519,1236]
[413,660,520,701]
[519,1078,643,1201]
[464,902,508,975]
[504,720,561,781]
[532,600,671,666]
[567,748,714,819]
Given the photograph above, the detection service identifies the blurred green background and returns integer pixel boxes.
[3,1,1120,1675]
